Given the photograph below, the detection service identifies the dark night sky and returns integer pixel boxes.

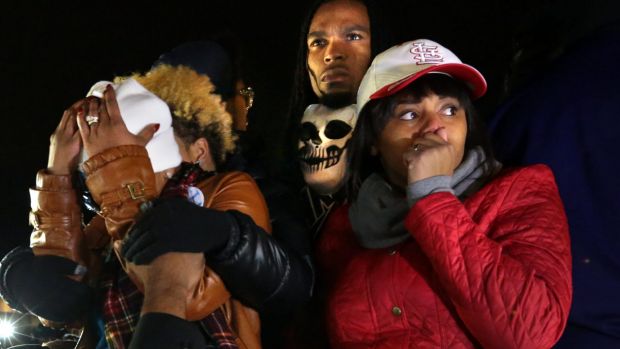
[1,1,617,254]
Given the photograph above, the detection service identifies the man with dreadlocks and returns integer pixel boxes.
[284,0,393,238]
[272,1,394,347]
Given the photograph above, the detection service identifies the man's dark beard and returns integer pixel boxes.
[319,91,355,109]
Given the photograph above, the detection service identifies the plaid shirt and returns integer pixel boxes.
[100,163,239,348]
[100,258,142,348]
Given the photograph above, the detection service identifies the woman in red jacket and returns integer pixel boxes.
[316,39,572,348]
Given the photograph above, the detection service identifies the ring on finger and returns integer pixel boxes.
[85,115,99,126]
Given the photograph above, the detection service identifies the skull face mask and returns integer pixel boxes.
[298,104,357,195]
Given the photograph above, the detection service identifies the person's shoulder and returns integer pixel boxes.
[217,170,254,182]
[196,171,255,194]
[500,164,552,177]
[207,171,257,189]
[490,164,557,191]
[466,164,562,218]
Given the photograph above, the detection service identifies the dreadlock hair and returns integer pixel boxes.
[282,0,394,171]
[117,64,236,170]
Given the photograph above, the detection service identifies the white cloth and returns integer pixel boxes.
[85,79,182,172]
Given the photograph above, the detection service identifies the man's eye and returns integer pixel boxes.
[309,39,327,47]
[399,111,417,120]
[347,33,362,41]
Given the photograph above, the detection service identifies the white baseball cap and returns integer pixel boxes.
[85,79,182,172]
[357,39,487,113]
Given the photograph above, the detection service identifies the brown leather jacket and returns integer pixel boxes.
[30,145,270,349]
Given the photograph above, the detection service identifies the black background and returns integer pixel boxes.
[1,1,617,254]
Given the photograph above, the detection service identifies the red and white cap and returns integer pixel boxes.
[356,39,487,113]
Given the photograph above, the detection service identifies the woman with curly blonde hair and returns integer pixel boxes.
[0,64,269,348]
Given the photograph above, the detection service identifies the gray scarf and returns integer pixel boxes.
[350,147,501,248]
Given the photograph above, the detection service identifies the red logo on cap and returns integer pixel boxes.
[410,42,443,65]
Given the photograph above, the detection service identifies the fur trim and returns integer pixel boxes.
[115,65,236,163]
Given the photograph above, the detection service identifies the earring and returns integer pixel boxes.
[239,86,255,111]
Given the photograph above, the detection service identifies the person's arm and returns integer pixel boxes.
[84,146,226,326]
[405,165,572,349]
[0,168,94,324]
[31,98,88,264]
[123,173,314,311]
[78,85,159,241]
[209,176,314,310]
[81,144,158,240]
[0,247,92,323]
[29,170,86,264]
[0,101,96,323]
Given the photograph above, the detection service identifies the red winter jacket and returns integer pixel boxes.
[316,165,572,349]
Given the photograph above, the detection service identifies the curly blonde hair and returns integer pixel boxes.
[115,64,236,166]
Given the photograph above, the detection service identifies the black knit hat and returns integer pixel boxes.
[153,41,235,98]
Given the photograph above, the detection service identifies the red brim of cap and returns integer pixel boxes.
[370,63,487,101]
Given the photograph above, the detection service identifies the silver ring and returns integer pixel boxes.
[85,115,99,126]
[412,144,421,152]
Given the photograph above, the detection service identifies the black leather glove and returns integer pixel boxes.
[121,197,234,265]
[129,313,209,349]
[0,247,92,322]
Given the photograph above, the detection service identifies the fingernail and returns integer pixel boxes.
[153,124,160,132]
